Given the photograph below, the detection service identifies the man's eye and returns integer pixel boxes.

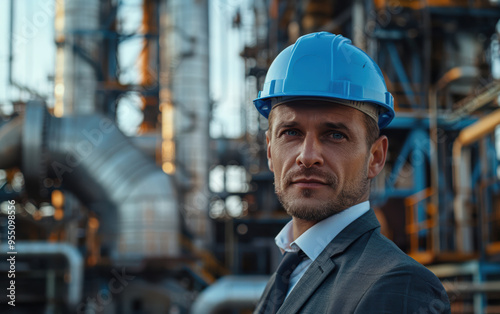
[284,130,299,136]
[330,132,346,140]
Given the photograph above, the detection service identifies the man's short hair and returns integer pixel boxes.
[363,112,380,147]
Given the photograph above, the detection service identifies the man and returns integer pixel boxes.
[252,32,450,313]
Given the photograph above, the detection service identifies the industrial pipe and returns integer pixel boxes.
[54,0,101,115]
[429,66,479,254]
[0,241,83,306]
[37,102,178,261]
[0,116,22,169]
[443,281,500,294]
[452,109,500,253]
[447,80,500,124]
[164,0,211,244]
[191,276,268,314]
[1,101,179,262]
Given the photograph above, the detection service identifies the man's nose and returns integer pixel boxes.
[296,134,324,168]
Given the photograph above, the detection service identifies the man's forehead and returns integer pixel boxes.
[271,101,362,124]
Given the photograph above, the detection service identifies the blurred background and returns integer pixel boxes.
[1,0,500,313]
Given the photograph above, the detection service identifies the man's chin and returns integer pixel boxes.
[282,199,344,222]
[287,207,340,222]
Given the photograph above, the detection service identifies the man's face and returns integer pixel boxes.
[266,102,386,222]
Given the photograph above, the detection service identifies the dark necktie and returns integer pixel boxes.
[264,250,304,313]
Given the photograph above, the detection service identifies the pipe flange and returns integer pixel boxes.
[22,101,49,199]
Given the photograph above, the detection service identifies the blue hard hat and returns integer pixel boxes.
[253,32,395,129]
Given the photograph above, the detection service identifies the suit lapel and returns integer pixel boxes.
[277,255,336,313]
[277,210,380,313]
[254,273,277,313]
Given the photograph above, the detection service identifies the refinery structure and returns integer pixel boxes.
[2,0,500,313]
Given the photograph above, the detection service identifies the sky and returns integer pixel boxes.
[0,0,56,114]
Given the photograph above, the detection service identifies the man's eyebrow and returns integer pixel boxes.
[274,121,299,131]
[323,122,351,132]
[274,121,352,132]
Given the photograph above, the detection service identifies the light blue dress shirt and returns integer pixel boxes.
[274,201,371,298]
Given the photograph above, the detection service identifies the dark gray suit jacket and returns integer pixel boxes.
[254,210,450,313]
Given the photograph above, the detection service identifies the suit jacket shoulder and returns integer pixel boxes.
[349,223,450,313]
[264,210,450,314]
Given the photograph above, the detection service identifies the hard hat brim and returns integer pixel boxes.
[254,93,395,129]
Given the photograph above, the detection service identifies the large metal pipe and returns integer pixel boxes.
[191,276,268,314]
[0,116,22,169]
[352,0,365,51]
[163,0,211,245]
[0,241,83,306]
[54,0,101,116]
[19,101,179,262]
[452,109,500,252]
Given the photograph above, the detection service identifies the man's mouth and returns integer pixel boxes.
[291,177,329,188]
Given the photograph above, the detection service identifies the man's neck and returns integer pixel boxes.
[292,218,318,241]
[290,198,370,241]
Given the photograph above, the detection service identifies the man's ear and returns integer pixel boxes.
[266,131,274,172]
[367,135,388,179]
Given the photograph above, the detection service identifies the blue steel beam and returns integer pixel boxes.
[386,116,478,129]
[380,128,429,242]
[385,128,424,189]
[411,131,427,235]
[386,42,419,109]
[409,40,423,107]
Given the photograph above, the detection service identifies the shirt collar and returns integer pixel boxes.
[274,201,371,261]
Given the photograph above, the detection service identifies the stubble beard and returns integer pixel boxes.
[275,166,370,222]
